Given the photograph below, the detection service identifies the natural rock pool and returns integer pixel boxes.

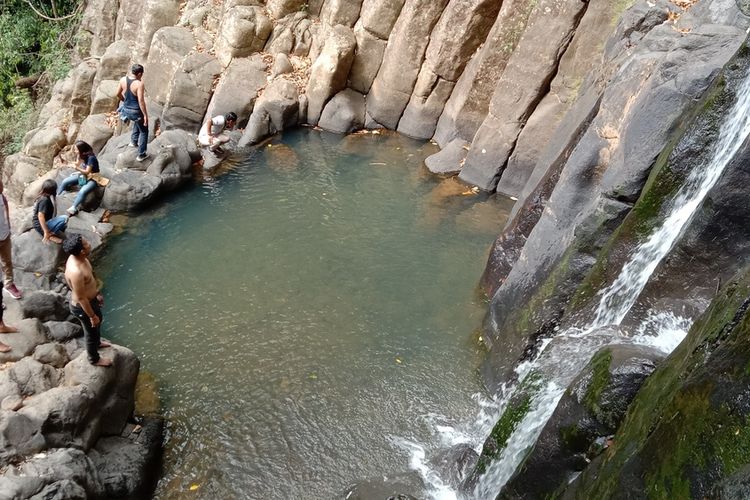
[96,129,514,498]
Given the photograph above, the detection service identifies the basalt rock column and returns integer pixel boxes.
[458,0,589,191]
[397,0,501,140]
[366,0,449,129]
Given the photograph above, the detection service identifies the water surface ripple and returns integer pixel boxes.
[97,129,514,499]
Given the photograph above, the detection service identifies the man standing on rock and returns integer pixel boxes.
[0,180,22,300]
[63,234,112,367]
[116,63,149,162]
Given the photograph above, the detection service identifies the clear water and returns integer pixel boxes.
[95,128,515,499]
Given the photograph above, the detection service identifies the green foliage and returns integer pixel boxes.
[0,1,79,103]
[0,89,35,156]
[0,1,81,155]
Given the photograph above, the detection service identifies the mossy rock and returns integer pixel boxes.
[498,343,661,499]
[563,267,750,499]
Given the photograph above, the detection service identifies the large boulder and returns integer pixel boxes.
[397,0,502,139]
[206,55,268,127]
[76,0,119,58]
[214,6,273,67]
[94,40,131,85]
[0,410,46,467]
[89,417,164,499]
[458,0,589,191]
[22,128,66,166]
[161,53,222,132]
[358,0,405,39]
[424,139,469,175]
[318,89,366,134]
[133,0,182,62]
[366,0,449,129]
[348,23,386,94]
[0,319,51,363]
[12,232,65,284]
[264,12,314,56]
[101,169,163,213]
[305,24,356,124]
[2,154,44,204]
[89,80,120,116]
[144,27,196,107]
[239,79,300,146]
[69,59,100,125]
[19,292,69,323]
[64,345,140,437]
[266,0,306,19]
[320,0,364,27]
[77,114,114,153]
[115,0,144,47]
[433,0,537,147]
[0,448,105,498]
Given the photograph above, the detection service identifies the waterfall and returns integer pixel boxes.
[410,68,750,500]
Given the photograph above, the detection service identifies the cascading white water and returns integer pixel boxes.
[591,73,750,329]
[409,69,750,500]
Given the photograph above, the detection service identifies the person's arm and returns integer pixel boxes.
[37,212,53,242]
[2,195,10,229]
[116,78,125,102]
[76,158,93,176]
[69,269,100,326]
[136,82,148,127]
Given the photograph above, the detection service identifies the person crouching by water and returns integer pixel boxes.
[58,140,107,216]
[198,111,237,153]
[33,179,68,244]
[64,234,112,367]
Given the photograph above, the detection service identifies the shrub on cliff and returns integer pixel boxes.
[0,0,81,156]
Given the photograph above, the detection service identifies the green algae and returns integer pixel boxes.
[475,373,545,475]
[583,348,612,417]
[566,269,750,499]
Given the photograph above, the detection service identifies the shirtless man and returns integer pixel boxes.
[63,234,112,367]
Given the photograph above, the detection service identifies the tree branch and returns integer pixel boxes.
[22,0,80,21]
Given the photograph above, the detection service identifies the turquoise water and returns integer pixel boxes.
[97,129,513,498]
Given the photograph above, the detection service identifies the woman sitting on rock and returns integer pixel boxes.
[33,179,68,244]
[58,140,107,216]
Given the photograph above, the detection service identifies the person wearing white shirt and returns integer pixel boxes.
[198,112,237,152]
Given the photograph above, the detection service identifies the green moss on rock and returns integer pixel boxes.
[474,373,544,475]
[583,348,612,417]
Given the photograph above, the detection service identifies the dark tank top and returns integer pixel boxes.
[123,77,140,109]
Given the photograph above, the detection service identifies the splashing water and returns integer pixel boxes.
[411,70,750,499]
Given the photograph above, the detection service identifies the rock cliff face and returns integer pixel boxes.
[3,0,750,497]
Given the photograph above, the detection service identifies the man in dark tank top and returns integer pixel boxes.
[116,63,150,162]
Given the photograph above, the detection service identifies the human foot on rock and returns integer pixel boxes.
[0,342,10,353]
[92,357,113,367]
[99,340,112,348]
[0,323,18,334]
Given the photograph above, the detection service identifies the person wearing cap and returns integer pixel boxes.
[116,63,149,162]
[198,112,237,152]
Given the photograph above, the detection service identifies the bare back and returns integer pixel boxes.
[65,255,98,306]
